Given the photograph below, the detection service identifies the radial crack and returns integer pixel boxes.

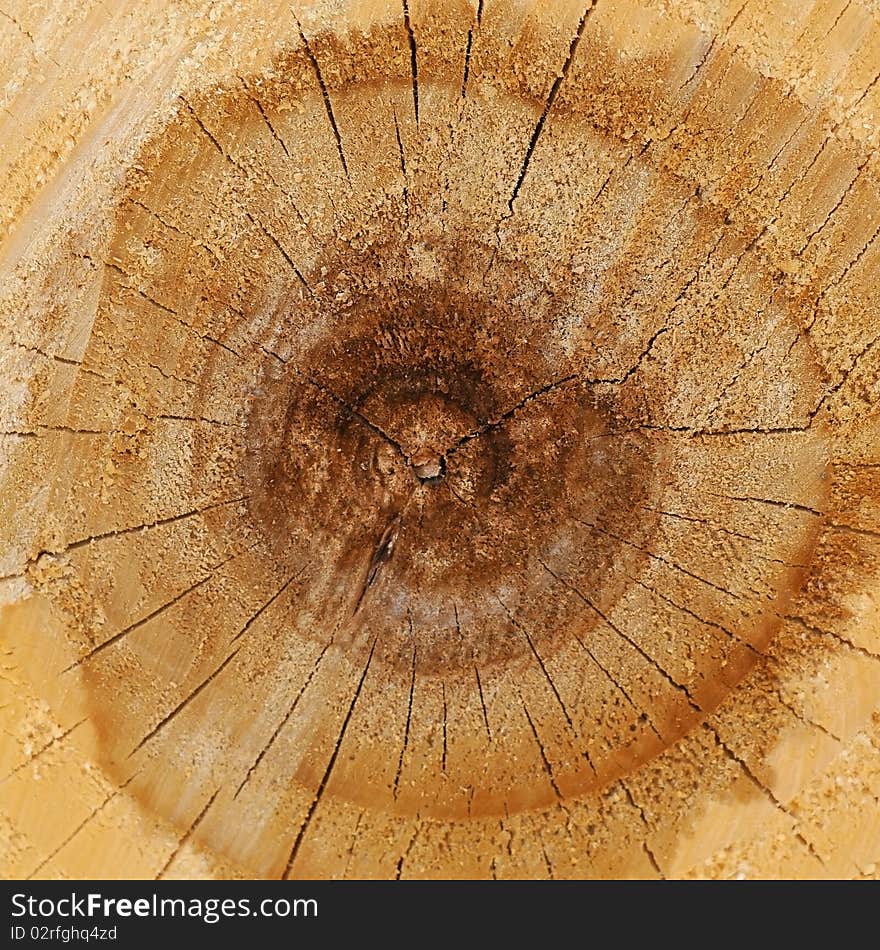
[393,110,410,227]
[441,682,448,774]
[402,1,419,123]
[634,573,761,655]
[574,514,742,600]
[128,646,243,757]
[25,773,138,879]
[105,260,242,358]
[282,636,378,878]
[448,373,578,456]
[567,625,665,743]
[302,372,409,462]
[156,789,218,879]
[244,210,312,295]
[238,75,292,158]
[1,718,87,783]
[233,643,332,799]
[707,491,823,517]
[620,780,666,878]
[393,641,417,800]
[677,0,749,94]
[473,664,492,741]
[7,338,82,368]
[786,614,880,663]
[395,822,422,879]
[64,576,213,672]
[463,0,487,102]
[706,723,832,870]
[519,695,562,800]
[64,495,248,554]
[496,595,597,773]
[127,197,222,268]
[63,543,252,672]
[229,561,310,645]
[507,2,598,212]
[538,558,702,713]
[295,20,350,178]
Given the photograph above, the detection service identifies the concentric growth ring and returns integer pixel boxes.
[2,0,878,881]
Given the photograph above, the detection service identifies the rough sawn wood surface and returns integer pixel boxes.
[0,0,879,879]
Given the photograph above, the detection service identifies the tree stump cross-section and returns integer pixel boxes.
[0,0,879,880]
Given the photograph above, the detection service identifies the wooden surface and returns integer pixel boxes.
[1,0,879,879]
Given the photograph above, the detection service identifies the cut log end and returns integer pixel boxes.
[1,0,879,880]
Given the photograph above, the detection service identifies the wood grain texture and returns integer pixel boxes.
[1,0,878,879]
